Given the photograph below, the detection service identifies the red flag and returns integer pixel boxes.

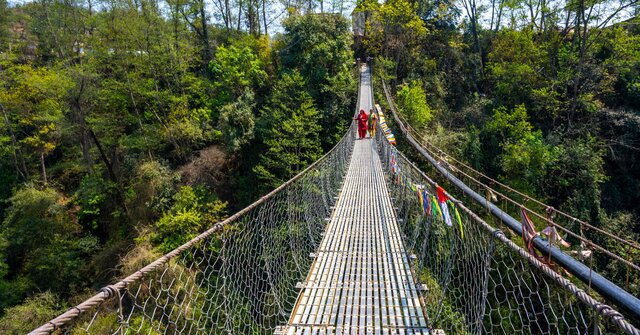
[520,207,546,262]
[436,186,449,203]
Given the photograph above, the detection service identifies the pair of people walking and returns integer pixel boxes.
[354,109,378,139]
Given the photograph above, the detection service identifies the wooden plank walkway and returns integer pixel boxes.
[277,66,430,335]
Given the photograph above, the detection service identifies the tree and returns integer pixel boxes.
[397,80,433,129]
[0,292,64,333]
[1,186,97,298]
[363,0,427,78]
[210,44,267,108]
[0,0,8,51]
[279,13,353,104]
[278,13,355,146]
[253,72,322,188]
[565,0,640,117]
[487,29,547,108]
[485,104,555,195]
[0,65,73,184]
[219,89,256,152]
[153,186,227,253]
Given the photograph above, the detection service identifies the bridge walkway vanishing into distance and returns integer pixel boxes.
[276,65,429,334]
[30,64,640,335]
[277,138,429,335]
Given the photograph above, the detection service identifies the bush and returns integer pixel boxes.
[1,186,97,302]
[152,186,227,253]
[0,292,64,334]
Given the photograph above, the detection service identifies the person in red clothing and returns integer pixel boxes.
[354,109,369,139]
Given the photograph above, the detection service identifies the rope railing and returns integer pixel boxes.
[418,136,640,253]
[392,110,640,273]
[378,78,640,326]
[371,120,640,335]
[382,80,639,254]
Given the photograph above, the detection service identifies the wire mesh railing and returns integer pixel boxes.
[379,80,640,301]
[372,126,640,335]
[29,124,355,335]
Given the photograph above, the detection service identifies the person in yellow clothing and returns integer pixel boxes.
[369,109,378,138]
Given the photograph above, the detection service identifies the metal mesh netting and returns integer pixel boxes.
[373,129,640,335]
[377,78,640,301]
[30,125,355,335]
[389,111,640,300]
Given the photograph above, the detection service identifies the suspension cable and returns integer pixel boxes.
[378,78,640,323]
[380,81,640,271]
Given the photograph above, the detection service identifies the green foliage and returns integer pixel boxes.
[0,0,8,51]
[253,72,322,188]
[486,104,531,143]
[397,80,433,128]
[153,186,227,253]
[210,45,267,107]
[0,65,73,182]
[0,0,356,324]
[363,0,427,77]
[484,104,555,193]
[74,175,117,232]
[164,106,217,153]
[279,13,353,103]
[501,131,555,194]
[129,161,180,214]
[0,292,65,334]
[598,27,640,109]
[2,187,78,268]
[487,30,546,107]
[0,186,98,300]
[599,212,640,296]
[547,137,606,220]
[278,13,355,146]
[219,89,256,152]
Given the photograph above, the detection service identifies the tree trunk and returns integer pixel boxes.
[88,127,118,184]
[262,0,268,35]
[72,77,95,174]
[465,0,485,83]
[495,0,503,32]
[199,0,212,65]
[540,0,546,32]
[40,151,47,184]
[490,0,496,31]
[88,127,131,218]
[237,0,243,31]
[1,103,28,179]
[225,0,231,31]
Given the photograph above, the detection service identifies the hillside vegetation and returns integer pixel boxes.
[0,0,354,330]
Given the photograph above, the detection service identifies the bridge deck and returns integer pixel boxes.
[279,66,429,335]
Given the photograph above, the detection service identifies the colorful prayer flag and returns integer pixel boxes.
[451,201,464,239]
[422,190,429,215]
[432,196,441,219]
[520,208,544,261]
[541,226,571,248]
[436,186,452,226]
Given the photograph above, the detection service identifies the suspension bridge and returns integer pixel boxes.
[30,64,640,335]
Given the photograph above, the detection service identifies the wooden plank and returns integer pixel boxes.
[279,65,429,335]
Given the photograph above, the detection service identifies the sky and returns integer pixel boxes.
[6,0,637,35]
[6,0,358,36]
